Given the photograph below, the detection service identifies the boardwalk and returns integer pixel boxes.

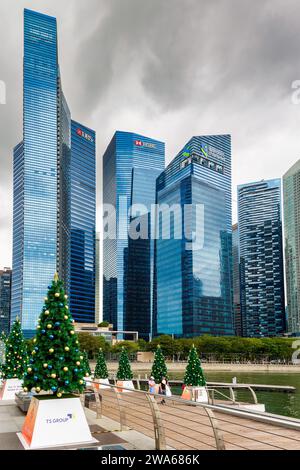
[88,387,300,450]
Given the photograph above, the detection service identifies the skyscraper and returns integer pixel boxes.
[283,160,300,336]
[154,135,234,338]
[12,9,96,336]
[103,131,165,339]
[0,268,12,335]
[238,179,285,337]
[232,224,242,336]
[69,121,96,324]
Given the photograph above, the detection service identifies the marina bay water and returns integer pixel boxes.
[164,371,300,419]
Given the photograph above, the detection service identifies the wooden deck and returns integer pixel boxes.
[88,388,300,450]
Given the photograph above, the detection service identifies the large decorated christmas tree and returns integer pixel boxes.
[151,345,168,384]
[23,274,88,397]
[94,348,108,379]
[116,347,133,381]
[184,345,206,387]
[1,318,28,380]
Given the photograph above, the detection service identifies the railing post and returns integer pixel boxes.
[204,407,226,451]
[249,386,258,404]
[229,387,236,403]
[92,384,102,419]
[115,389,129,431]
[146,393,166,450]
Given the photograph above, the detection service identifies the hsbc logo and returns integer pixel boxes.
[134,140,156,149]
[76,128,94,143]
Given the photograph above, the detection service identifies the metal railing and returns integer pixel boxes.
[83,380,300,451]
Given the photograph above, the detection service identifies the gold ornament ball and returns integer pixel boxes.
[47,324,52,329]
[45,310,50,315]
[23,387,28,392]
[32,350,36,355]
[36,387,41,393]
[44,297,48,301]
[33,338,37,343]
[51,373,56,378]
[80,356,83,360]
[76,361,80,366]
[63,367,68,372]
[49,348,54,354]
[55,293,60,298]
[64,315,68,320]
[79,380,83,385]
[85,373,89,377]
[65,306,69,310]
[57,392,62,398]
[43,363,48,368]
[27,367,32,372]
[75,340,79,345]
[70,330,75,335]
[65,346,70,352]
[37,325,41,329]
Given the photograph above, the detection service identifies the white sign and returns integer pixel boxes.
[0,379,23,401]
[18,396,97,449]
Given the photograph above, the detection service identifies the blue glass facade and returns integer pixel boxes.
[70,121,96,323]
[238,180,286,337]
[232,223,242,336]
[103,131,165,339]
[154,135,234,338]
[12,9,96,336]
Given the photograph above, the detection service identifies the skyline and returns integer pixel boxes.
[2,0,300,268]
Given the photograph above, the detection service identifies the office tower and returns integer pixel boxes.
[283,160,300,336]
[232,224,242,336]
[95,232,101,325]
[69,122,96,323]
[103,131,165,339]
[238,179,285,337]
[12,10,96,336]
[0,268,12,335]
[154,135,234,338]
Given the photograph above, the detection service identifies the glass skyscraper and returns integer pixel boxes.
[232,224,242,336]
[0,268,12,335]
[238,179,285,337]
[154,135,234,338]
[103,131,165,339]
[283,160,300,336]
[12,9,96,336]
[70,121,96,324]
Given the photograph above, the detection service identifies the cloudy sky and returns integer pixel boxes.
[0,0,300,268]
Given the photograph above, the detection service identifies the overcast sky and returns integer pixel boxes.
[1,0,300,268]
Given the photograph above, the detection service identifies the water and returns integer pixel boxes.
[167,371,300,419]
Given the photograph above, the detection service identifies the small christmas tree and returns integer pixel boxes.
[116,347,133,380]
[151,345,168,384]
[184,345,206,387]
[23,273,88,397]
[94,348,108,379]
[1,318,28,379]
[83,351,91,376]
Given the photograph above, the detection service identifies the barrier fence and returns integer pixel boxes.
[83,381,300,451]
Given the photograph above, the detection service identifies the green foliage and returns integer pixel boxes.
[151,345,168,384]
[23,275,88,397]
[184,345,206,386]
[82,351,91,376]
[116,347,133,380]
[94,348,109,379]
[77,332,109,357]
[111,340,139,354]
[1,319,28,379]
[98,321,110,327]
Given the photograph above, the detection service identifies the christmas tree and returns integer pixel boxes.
[184,345,206,387]
[82,351,91,376]
[151,345,168,384]
[116,347,133,380]
[23,273,88,397]
[94,348,108,379]
[1,318,28,379]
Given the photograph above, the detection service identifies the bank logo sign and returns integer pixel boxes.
[76,128,94,143]
[134,140,156,149]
